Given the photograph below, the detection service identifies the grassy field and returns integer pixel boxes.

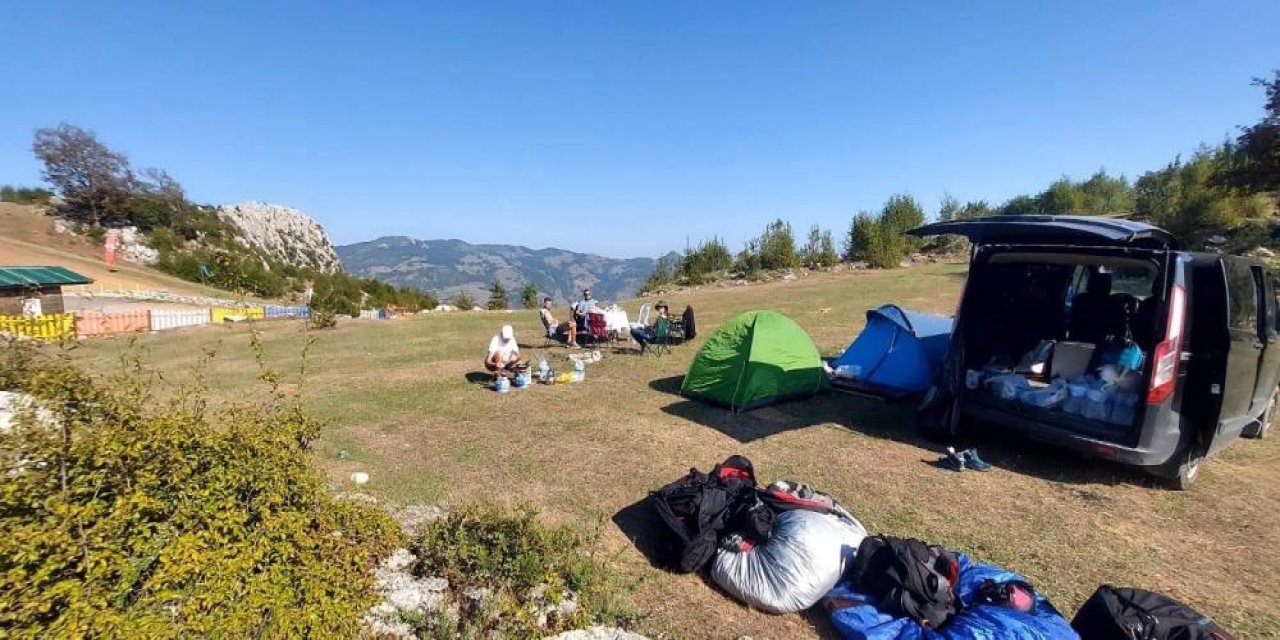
[68,263,1280,639]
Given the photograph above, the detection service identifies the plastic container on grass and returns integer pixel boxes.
[573,360,586,382]
[494,376,510,394]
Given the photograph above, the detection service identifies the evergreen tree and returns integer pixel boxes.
[520,282,539,309]
[486,278,507,310]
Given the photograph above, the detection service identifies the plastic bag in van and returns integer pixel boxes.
[986,374,1031,400]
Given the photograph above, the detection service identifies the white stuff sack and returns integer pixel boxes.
[710,508,868,614]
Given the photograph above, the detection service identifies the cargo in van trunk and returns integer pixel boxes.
[957,251,1159,444]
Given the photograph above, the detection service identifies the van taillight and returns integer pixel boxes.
[1147,283,1186,405]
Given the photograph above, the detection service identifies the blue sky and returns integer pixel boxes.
[2,2,1278,258]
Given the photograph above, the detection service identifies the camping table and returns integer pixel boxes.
[601,308,629,338]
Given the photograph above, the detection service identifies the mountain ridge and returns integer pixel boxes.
[337,235,676,305]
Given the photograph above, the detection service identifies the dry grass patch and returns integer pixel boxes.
[69,264,1280,638]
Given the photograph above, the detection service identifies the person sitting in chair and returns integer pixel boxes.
[539,297,577,346]
[572,288,599,332]
[485,324,521,374]
[630,302,670,354]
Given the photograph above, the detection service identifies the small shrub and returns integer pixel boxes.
[311,307,338,329]
[410,504,639,638]
[0,185,54,204]
[454,291,476,310]
[0,341,403,637]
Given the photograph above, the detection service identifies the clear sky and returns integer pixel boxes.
[2,2,1278,258]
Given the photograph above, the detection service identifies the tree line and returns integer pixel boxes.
[644,71,1280,291]
[15,123,436,314]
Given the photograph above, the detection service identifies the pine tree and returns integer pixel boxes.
[520,282,539,309]
[486,278,508,310]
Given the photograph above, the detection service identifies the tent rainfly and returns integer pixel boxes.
[830,304,953,397]
[680,310,829,412]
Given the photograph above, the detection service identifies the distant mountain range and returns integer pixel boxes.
[336,236,678,305]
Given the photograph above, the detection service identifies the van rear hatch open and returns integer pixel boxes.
[909,215,1179,250]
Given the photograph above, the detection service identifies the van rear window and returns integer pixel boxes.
[1226,261,1259,332]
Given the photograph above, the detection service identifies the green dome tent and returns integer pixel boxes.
[681,310,830,411]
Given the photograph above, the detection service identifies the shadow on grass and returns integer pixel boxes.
[650,375,1159,488]
[611,497,675,571]
[464,371,493,385]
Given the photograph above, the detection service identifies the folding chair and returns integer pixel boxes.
[636,303,651,328]
[586,312,610,346]
[650,316,673,355]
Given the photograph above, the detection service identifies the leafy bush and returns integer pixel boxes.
[756,219,800,271]
[409,504,637,638]
[311,307,338,329]
[454,291,477,310]
[801,224,839,268]
[678,237,733,284]
[0,185,54,204]
[0,341,403,638]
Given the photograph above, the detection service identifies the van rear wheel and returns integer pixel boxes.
[1243,388,1277,439]
[1165,447,1202,491]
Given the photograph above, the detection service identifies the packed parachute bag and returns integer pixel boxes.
[649,455,772,573]
[1070,585,1234,640]
[710,480,868,614]
[825,541,1078,640]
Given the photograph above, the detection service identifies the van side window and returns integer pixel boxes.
[1273,277,1280,335]
[1226,261,1259,333]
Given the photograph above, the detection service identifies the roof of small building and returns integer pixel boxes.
[0,266,93,288]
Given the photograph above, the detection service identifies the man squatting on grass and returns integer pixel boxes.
[486,324,521,374]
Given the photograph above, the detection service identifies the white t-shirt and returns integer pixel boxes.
[487,334,519,360]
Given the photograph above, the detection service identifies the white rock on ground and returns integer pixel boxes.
[364,548,451,638]
[546,627,650,640]
[393,504,445,536]
[217,201,342,273]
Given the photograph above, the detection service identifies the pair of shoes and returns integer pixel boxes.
[962,448,992,471]
[940,447,992,472]
[941,447,966,471]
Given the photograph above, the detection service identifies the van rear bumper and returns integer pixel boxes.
[960,401,1181,471]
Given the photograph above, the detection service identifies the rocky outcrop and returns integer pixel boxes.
[218,201,341,273]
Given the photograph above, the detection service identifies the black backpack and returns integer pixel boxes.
[682,305,697,340]
[847,535,960,629]
[650,455,771,573]
[1071,586,1234,640]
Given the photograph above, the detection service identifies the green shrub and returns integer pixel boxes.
[311,307,338,329]
[0,185,54,204]
[409,504,638,638]
[0,341,403,638]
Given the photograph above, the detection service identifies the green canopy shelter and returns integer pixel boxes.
[680,310,830,411]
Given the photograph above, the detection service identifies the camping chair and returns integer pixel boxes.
[586,312,610,346]
[636,303,651,328]
[650,316,673,355]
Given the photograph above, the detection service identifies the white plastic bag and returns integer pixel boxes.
[710,509,867,614]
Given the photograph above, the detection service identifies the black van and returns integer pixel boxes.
[911,215,1279,489]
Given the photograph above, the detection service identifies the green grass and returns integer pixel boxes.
[68,263,1280,639]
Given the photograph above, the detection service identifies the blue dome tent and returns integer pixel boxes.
[831,305,954,397]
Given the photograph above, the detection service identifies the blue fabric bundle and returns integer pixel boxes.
[826,553,1078,640]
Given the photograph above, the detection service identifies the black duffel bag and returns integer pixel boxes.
[1071,585,1234,640]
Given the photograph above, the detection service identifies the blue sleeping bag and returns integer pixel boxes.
[826,553,1078,640]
